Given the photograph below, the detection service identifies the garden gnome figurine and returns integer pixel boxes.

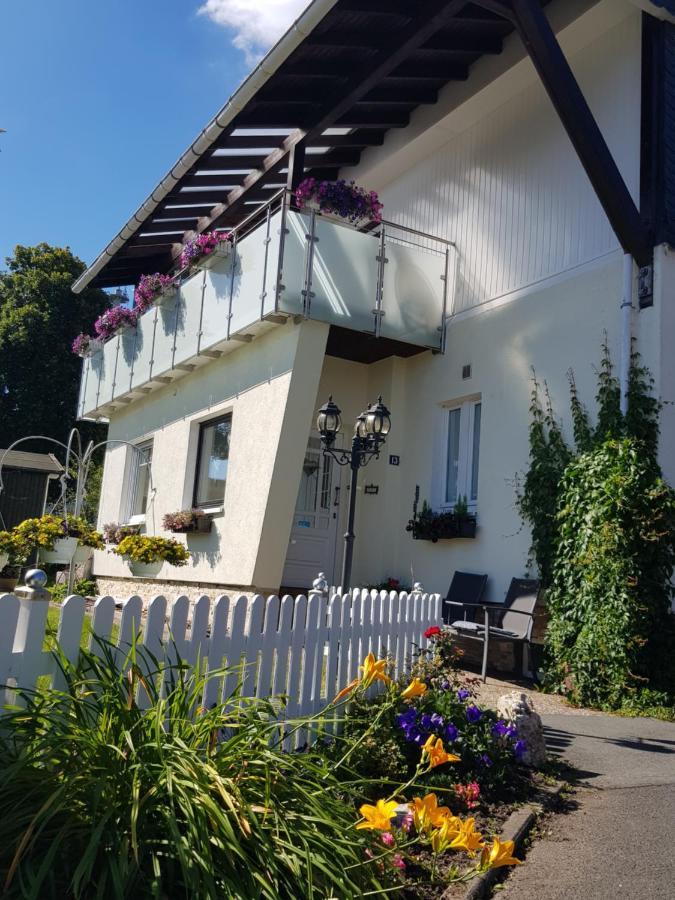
[496,691,547,767]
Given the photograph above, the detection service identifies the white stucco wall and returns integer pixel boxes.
[94,320,328,591]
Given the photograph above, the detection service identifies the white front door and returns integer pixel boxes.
[282,436,340,589]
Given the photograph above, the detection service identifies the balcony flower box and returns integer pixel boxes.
[134,273,177,314]
[93,305,138,343]
[162,509,212,534]
[179,232,232,272]
[72,334,104,358]
[295,177,383,226]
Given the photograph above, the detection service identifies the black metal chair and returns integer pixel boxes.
[442,571,488,625]
[446,577,540,682]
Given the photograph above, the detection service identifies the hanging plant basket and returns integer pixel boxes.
[128,560,163,578]
[39,536,79,565]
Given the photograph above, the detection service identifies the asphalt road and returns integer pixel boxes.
[499,713,675,900]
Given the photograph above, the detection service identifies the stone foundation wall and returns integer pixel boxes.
[94,576,264,604]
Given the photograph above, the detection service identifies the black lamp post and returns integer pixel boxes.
[317,395,391,591]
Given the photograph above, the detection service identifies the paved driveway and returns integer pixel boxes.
[500,713,675,900]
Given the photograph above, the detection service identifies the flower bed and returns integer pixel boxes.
[294,177,383,224]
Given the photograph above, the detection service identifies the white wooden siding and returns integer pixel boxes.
[376,13,641,315]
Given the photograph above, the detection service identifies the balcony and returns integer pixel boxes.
[78,193,454,420]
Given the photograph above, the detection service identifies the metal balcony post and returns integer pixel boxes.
[373,225,387,337]
[227,230,238,340]
[197,269,207,354]
[302,207,318,318]
[259,204,273,320]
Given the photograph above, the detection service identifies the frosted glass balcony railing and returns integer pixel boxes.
[78,192,454,419]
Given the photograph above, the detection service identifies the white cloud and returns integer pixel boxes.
[198,0,312,64]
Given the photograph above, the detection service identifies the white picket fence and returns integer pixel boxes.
[0,587,442,745]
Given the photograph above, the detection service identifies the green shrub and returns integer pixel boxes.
[544,438,675,708]
[0,644,388,899]
[50,578,98,603]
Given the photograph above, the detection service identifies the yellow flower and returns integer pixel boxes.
[356,799,399,831]
[359,652,391,688]
[449,817,485,856]
[401,678,427,700]
[480,837,522,869]
[411,793,454,833]
[430,817,463,854]
[421,735,461,769]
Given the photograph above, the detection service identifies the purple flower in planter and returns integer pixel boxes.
[134,272,175,313]
[457,689,470,702]
[465,705,482,724]
[93,305,138,342]
[479,754,493,767]
[514,740,528,760]
[445,722,458,742]
[179,231,231,270]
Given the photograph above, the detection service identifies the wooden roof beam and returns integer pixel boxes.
[192,0,470,240]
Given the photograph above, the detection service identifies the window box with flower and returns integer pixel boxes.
[93,305,138,342]
[162,509,212,535]
[71,333,104,358]
[407,498,477,542]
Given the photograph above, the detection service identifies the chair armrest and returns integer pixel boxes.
[446,601,500,609]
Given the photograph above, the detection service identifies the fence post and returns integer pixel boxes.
[411,582,423,600]
[13,569,50,694]
[308,572,329,602]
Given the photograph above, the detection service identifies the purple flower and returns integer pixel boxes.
[514,740,527,760]
[430,712,444,729]
[492,719,510,738]
[457,689,470,702]
[179,231,231,270]
[294,177,383,223]
[445,722,458,742]
[479,754,493,767]
[396,708,417,729]
[420,713,434,731]
[134,272,175,313]
[465,705,482,724]
[93,305,138,342]
[412,730,429,746]
[441,680,450,691]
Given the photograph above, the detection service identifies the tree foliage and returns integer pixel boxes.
[0,244,108,448]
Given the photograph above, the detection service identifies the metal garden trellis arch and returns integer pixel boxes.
[0,428,155,593]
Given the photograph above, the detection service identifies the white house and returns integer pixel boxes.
[72,0,675,605]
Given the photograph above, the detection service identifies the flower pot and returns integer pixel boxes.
[0,576,19,593]
[305,199,370,229]
[73,545,94,565]
[128,560,163,578]
[196,244,232,271]
[458,517,477,539]
[39,536,79,565]
[0,553,8,572]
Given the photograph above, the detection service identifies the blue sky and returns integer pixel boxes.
[0,0,309,270]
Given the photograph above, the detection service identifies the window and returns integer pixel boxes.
[194,415,232,508]
[126,440,153,522]
[443,400,481,507]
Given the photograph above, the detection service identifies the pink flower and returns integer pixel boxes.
[381,832,395,847]
[391,854,406,870]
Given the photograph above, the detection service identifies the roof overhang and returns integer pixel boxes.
[74,0,549,292]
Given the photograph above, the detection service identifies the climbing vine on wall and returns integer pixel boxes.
[517,340,675,708]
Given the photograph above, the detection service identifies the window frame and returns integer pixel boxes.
[192,413,232,511]
[124,439,154,525]
[439,398,482,512]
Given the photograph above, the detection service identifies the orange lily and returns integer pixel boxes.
[430,817,463,853]
[401,678,427,700]
[359,652,391,688]
[421,735,461,769]
[356,798,399,831]
[480,837,522,869]
[333,678,359,703]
